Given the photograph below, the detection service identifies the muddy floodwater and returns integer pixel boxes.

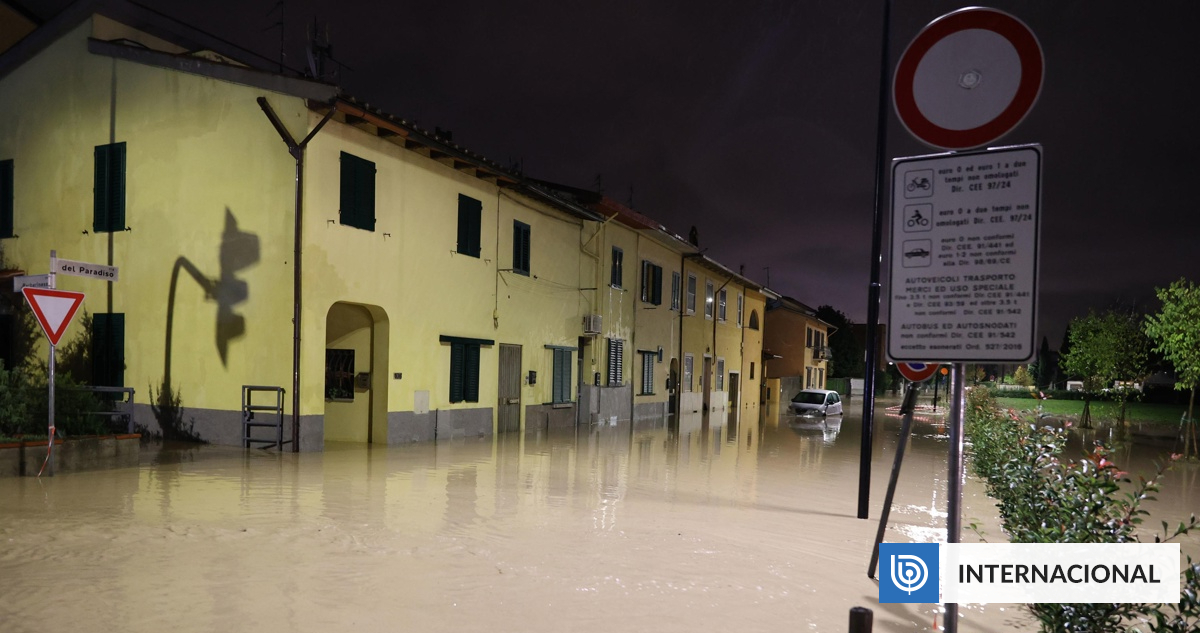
[2,397,1197,633]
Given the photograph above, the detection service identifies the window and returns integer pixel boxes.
[718,289,727,322]
[670,272,681,311]
[818,368,825,388]
[91,313,125,387]
[94,142,126,233]
[806,327,814,348]
[704,280,714,319]
[457,194,482,257]
[552,348,573,404]
[640,351,656,395]
[325,349,355,400]
[683,354,694,392]
[339,152,376,231]
[606,338,624,385]
[750,362,755,380]
[640,260,663,305]
[448,341,481,403]
[610,246,624,288]
[0,159,12,239]
[806,367,813,389]
[749,310,759,330]
[513,220,531,275]
[686,274,697,314]
[715,358,725,391]
[736,294,744,328]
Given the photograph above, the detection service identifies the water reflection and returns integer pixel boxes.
[0,398,1195,633]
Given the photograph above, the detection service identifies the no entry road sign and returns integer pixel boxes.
[894,7,1044,150]
[21,287,85,346]
[897,362,940,383]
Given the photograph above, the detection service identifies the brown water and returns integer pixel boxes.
[1,398,1196,633]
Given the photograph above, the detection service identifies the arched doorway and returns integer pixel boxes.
[324,302,389,444]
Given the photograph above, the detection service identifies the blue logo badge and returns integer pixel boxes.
[879,543,939,603]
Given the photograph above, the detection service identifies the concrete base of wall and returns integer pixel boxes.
[388,411,436,444]
[524,404,576,435]
[780,376,803,401]
[680,392,703,414]
[435,408,492,440]
[579,384,632,424]
[132,404,323,451]
[633,401,667,420]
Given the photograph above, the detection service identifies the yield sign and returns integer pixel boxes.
[21,288,85,346]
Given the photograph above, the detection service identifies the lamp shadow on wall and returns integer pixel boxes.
[162,207,260,389]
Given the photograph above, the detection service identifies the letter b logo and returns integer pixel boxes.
[879,543,940,603]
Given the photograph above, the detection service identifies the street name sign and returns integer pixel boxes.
[51,256,119,282]
[13,273,54,291]
[888,144,1041,363]
[21,287,85,346]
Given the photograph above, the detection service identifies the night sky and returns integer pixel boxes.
[21,0,1200,349]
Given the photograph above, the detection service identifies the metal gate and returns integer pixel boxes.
[498,344,522,433]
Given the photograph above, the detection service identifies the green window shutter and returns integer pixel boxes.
[91,313,126,387]
[93,145,110,233]
[458,194,482,257]
[93,143,126,233]
[553,349,572,403]
[513,221,530,275]
[0,159,12,239]
[339,152,375,231]
[611,247,623,287]
[449,342,465,402]
[652,264,663,305]
[464,343,480,402]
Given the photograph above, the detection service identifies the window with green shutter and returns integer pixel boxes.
[552,348,572,404]
[93,143,126,233]
[457,194,482,257]
[513,220,530,275]
[339,152,376,231]
[91,313,125,387]
[610,247,623,288]
[0,159,12,239]
[443,335,491,403]
[640,260,662,305]
[640,351,655,395]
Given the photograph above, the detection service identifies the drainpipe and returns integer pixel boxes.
[258,97,335,453]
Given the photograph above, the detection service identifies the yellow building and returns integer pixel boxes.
[0,1,769,450]
[677,255,763,418]
[0,2,609,449]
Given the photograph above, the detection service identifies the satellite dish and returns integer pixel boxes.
[893,7,1044,150]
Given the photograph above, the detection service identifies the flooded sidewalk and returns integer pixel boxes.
[1,399,1195,633]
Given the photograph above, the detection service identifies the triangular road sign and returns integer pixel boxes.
[21,288,85,347]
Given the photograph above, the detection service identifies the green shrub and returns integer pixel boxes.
[0,362,108,438]
[965,388,1199,631]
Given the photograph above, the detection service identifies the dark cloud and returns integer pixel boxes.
[22,0,1200,349]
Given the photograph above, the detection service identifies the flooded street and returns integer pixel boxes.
[2,397,1196,633]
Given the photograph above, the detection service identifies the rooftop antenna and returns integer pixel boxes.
[594,173,604,194]
[626,184,634,209]
[265,1,285,73]
[762,266,771,287]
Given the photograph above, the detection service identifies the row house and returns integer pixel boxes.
[763,293,837,401]
[0,0,769,449]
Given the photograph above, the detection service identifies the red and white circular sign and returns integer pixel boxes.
[894,7,1043,150]
[897,362,940,383]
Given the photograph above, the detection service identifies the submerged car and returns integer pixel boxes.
[789,389,843,416]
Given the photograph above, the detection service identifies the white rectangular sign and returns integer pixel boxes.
[941,543,1180,604]
[51,257,119,282]
[13,273,54,291]
[888,145,1041,362]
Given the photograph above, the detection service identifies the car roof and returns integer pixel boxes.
[797,389,836,395]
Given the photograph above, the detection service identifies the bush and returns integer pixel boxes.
[965,388,1199,631]
[0,362,108,439]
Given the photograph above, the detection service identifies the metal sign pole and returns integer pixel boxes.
[944,363,966,633]
[46,250,58,477]
[868,383,919,578]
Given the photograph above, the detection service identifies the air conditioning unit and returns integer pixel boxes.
[583,314,602,335]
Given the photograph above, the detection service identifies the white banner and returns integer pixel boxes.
[941,543,1180,604]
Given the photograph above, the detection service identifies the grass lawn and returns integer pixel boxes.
[995,397,1188,425]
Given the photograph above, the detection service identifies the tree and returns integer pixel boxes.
[1012,365,1034,387]
[815,305,864,378]
[1032,336,1054,388]
[1144,278,1200,458]
[1060,310,1149,428]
